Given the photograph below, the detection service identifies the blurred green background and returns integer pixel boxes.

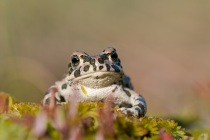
[0,0,210,121]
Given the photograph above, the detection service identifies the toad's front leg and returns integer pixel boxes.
[43,80,71,105]
[118,88,147,117]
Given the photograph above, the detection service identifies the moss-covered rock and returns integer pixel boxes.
[0,92,199,140]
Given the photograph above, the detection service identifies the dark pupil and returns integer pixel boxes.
[72,57,80,65]
[111,52,118,59]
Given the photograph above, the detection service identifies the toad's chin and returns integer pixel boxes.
[71,72,123,88]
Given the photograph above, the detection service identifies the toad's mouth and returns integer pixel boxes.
[70,71,123,88]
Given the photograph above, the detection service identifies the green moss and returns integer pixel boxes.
[0,93,197,139]
[191,129,210,138]
[9,102,41,117]
[0,117,36,140]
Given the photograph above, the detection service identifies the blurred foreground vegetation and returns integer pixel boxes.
[0,92,210,140]
[1,1,210,139]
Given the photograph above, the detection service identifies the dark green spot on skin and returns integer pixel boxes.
[106,64,110,71]
[117,61,122,68]
[135,103,145,110]
[59,95,66,102]
[74,69,81,77]
[83,65,90,72]
[111,52,118,62]
[111,65,120,72]
[119,102,132,108]
[98,58,104,64]
[134,104,145,116]
[99,66,104,70]
[124,90,131,97]
[112,86,118,92]
[90,59,95,65]
[135,107,141,112]
[68,62,71,68]
[102,53,108,58]
[102,54,109,60]
[61,84,67,90]
[81,55,91,63]
[68,68,73,75]
[93,65,97,71]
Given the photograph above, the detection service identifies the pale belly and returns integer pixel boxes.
[60,84,131,105]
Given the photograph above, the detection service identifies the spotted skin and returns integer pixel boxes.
[43,47,146,117]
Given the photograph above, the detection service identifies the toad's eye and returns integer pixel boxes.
[111,52,118,60]
[71,56,80,66]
